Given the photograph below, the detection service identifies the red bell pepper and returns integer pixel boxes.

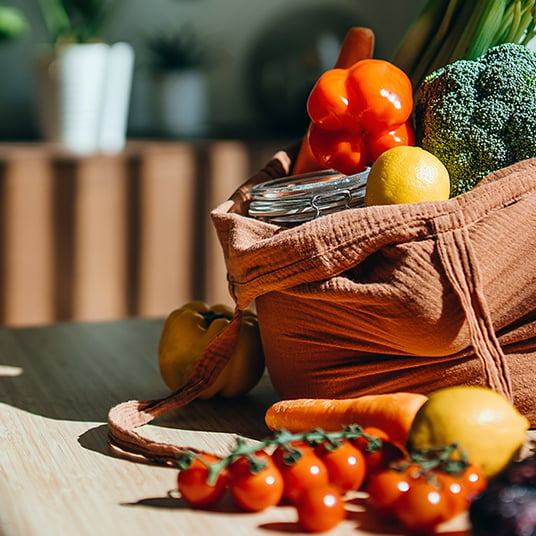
[306,59,415,175]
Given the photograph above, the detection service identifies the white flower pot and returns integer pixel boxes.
[36,42,135,154]
[155,69,208,137]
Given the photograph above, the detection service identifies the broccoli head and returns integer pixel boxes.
[415,42,536,197]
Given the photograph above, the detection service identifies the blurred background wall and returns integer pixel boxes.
[0,0,426,141]
[0,0,427,325]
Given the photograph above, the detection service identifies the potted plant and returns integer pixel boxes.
[0,4,28,42]
[147,27,210,137]
[34,0,135,154]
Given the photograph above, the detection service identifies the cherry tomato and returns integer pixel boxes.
[315,440,367,492]
[228,452,284,512]
[295,484,346,533]
[366,469,411,517]
[177,453,228,507]
[393,479,451,534]
[272,440,313,468]
[352,427,404,475]
[351,426,388,462]
[401,462,427,480]
[435,472,468,516]
[459,463,487,500]
[274,450,330,504]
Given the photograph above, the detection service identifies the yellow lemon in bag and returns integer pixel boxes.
[407,386,529,478]
[365,145,450,206]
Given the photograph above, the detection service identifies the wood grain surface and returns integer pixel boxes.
[0,319,533,536]
[0,140,282,326]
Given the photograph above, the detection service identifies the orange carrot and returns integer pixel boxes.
[291,124,319,176]
[334,27,376,70]
[264,392,427,448]
[292,27,376,176]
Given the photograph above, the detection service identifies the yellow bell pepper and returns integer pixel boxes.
[158,301,265,399]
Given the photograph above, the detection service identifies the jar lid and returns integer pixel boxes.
[248,168,369,225]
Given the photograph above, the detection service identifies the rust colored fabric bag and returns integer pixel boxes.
[107,147,535,465]
[212,147,536,426]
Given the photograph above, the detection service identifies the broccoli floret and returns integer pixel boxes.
[415,42,536,197]
[507,102,536,161]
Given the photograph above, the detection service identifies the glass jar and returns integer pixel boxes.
[248,168,369,226]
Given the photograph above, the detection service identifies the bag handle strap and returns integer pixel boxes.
[107,310,243,465]
[433,213,513,401]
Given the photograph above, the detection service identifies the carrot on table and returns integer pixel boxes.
[264,392,428,448]
[292,27,376,176]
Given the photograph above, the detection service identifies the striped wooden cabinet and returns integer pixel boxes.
[0,140,281,326]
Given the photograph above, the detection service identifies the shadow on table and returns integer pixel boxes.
[0,318,278,459]
[77,381,278,460]
[120,492,308,534]
[119,490,247,513]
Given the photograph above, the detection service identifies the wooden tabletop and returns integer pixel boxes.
[0,319,533,536]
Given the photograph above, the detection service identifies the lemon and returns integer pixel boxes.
[364,145,450,206]
[407,386,529,478]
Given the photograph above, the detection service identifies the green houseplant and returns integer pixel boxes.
[147,27,211,137]
[147,28,209,71]
[0,4,28,42]
[36,0,112,44]
[32,0,135,154]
